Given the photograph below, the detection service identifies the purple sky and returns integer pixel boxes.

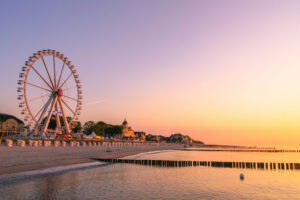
[1,0,300,145]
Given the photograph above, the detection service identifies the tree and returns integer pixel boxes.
[93,121,108,136]
[105,125,123,137]
[146,134,153,141]
[72,121,82,133]
[83,121,95,135]
[42,115,71,130]
[0,118,2,137]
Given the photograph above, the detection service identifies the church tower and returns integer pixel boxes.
[122,118,128,129]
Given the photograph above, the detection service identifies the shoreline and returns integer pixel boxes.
[1,143,294,176]
[0,144,182,176]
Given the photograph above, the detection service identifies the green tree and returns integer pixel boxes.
[83,121,95,135]
[72,121,82,133]
[105,125,123,137]
[93,121,107,136]
[42,115,71,130]
[0,118,2,137]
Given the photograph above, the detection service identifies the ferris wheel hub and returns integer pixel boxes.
[57,89,63,97]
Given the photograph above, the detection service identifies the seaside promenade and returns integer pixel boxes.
[0,143,182,175]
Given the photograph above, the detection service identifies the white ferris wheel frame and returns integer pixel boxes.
[17,49,82,136]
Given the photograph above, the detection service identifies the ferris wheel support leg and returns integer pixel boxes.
[31,96,53,135]
[58,97,71,134]
[41,96,58,137]
[55,104,62,137]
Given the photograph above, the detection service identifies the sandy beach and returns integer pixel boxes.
[0,144,182,175]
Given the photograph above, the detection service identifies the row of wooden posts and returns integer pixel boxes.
[184,149,300,153]
[2,139,163,148]
[95,158,300,171]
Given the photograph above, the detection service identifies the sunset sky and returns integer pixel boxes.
[1,0,300,145]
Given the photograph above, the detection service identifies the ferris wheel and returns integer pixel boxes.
[17,49,82,137]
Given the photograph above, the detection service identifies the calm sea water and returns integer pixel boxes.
[1,150,300,200]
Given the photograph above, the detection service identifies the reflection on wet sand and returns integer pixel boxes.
[39,176,61,200]
[38,171,80,200]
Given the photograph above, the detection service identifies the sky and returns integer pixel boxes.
[1,0,300,145]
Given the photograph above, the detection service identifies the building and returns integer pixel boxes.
[134,131,146,141]
[121,119,135,140]
[182,136,192,144]
[120,119,147,141]
[146,134,161,142]
[170,133,192,144]
[0,113,24,136]
[170,133,184,142]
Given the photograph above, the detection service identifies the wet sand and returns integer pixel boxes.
[0,144,182,175]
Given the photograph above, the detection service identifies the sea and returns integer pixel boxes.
[0,148,300,200]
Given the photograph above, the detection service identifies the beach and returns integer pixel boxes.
[1,148,300,200]
[0,144,182,175]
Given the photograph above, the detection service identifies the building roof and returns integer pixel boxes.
[0,113,24,124]
[122,118,128,126]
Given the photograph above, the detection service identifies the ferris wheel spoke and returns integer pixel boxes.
[27,82,52,92]
[64,86,77,91]
[41,57,55,89]
[58,72,72,89]
[61,98,75,115]
[31,96,53,133]
[53,56,57,88]
[34,106,44,121]
[62,95,78,102]
[28,94,51,102]
[30,65,53,90]
[33,98,50,120]
[57,61,66,88]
